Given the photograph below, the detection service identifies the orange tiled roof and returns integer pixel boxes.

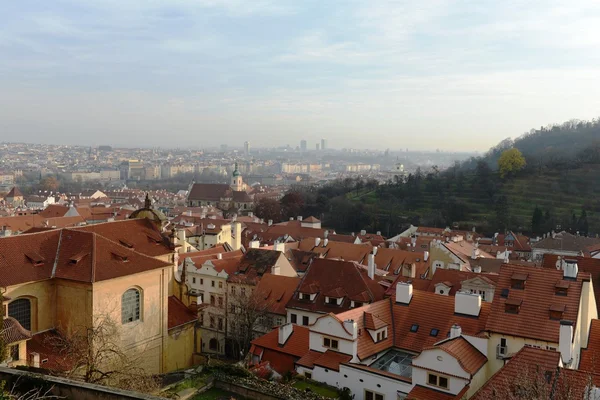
[251,324,309,358]
[168,296,197,330]
[485,264,584,343]
[254,274,301,316]
[433,337,487,375]
[407,385,469,400]
[312,350,353,372]
[392,291,490,353]
[288,258,386,315]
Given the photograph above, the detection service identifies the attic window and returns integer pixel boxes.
[430,328,439,337]
[69,251,89,265]
[410,324,419,333]
[555,281,569,296]
[511,273,528,290]
[112,252,129,262]
[501,288,510,298]
[25,251,45,266]
[146,234,162,244]
[119,239,134,248]
[299,293,311,301]
[505,298,522,314]
[549,304,566,320]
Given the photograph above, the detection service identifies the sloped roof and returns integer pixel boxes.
[532,231,600,252]
[188,183,231,201]
[485,264,584,343]
[312,350,353,371]
[251,324,309,358]
[285,249,319,273]
[38,205,70,218]
[392,291,491,353]
[580,319,600,372]
[228,249,283,283]
[407,385,469,400]
[433,337,487,375]
[254,274,301,316]
[288,258,386,315]
[168,296,197,330]
[6,187,23,198]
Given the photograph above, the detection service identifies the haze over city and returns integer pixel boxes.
[1,0,600,150]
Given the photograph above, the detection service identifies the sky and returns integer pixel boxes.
[1,0,600,151]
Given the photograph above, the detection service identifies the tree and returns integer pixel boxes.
[498,148,527,178]
[0,288,6,364]
[253,198,281,223]
[280,191,305,220]
[531,206,543,235]
[45,315,158,392]
[39,176,60,192]
[495,195,510,231]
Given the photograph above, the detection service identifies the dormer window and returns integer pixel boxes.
[549,304,566,320]
[376,328,388,342]
[511,273,528,290]
[326,296,342,306]
[505,298,522,314]
[351,301,363,308]
[555,281,569,296]
[25,251,45,267]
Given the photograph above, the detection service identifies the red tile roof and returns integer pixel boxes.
[580,319,600,372]
[407,385,469,400]
[472,346,600,400]
[433,337,487,375]
[27,330,74,372]
[168,296,197,330]
[251,324,309,358]
[254,274,301,316]
[392,291,490,353]
[312,350,353,371]
[485,264,584,343]
[287,258,386,315]
[188,183,232,201]
[296,350,323,369]
[38,205,69,218]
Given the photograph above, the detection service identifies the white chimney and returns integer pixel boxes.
[559,321,574,365]
[278,323,294,345]
[298,216,303,221]
[249,240,260,249]
[473,265,482,273]
[471,248,478,260]
[232,222,242,251]
[248,212,254,218]
[268,219,273,226]
[563,260,579,279]
[289,217,294,221]
[315,237,321,247]
[274,242,285,253]
[360,229,367,236]
[372,247,378,256]
[424,251,429,261]
[343,319,358,340]
[411,236,417,247]
[217,253,222,260]
[376,231,381,236]
[455,291,482,317]
[396,282,413,304]
[323,238,328,247]
[29,352,40,368]
[450,324,462,339]
[367,254,376,280]
[324,230,329,238]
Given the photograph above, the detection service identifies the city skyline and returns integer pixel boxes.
[1,1,600,151]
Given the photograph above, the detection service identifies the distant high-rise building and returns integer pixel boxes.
[300,140,307,152]
[321,138,327,151]
[220,144,228,152]
[244,141,250,156]
[316,143,320,151]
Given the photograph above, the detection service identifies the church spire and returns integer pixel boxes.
[144,192,151,209]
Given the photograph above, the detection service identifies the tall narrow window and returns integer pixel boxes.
[8,298,31,331]
[121,289,141,324]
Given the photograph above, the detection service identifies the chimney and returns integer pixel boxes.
[268,219,273,226]
[298,216,303,221]
[343,319,358,340]
[289,217,294,221]
[395,282,413,304]
[29,352,40,368]
[278,323,294,345]
[471,248,478,260]
[411,236,417,247]
[249,240,260,249]
[563,260,579,279]
[424,251,429,261]
[248,212,254,218]
[450,324,462,339]
[324,230,329,238]
[323,238,328,247]
[315,237,321,248]
[559,320,574,365]
[455,291,482,317]
[372,247,378,256]
[217,253,222,260]
[274,242,285,253]
[232,222,242,251]
[360,229,367,236]
[473,265,482,273]
[376,231,381,236]
[351,232,355,237]
[367,254,376,280]
[177,229,187,251]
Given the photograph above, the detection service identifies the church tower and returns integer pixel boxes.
[231,162,243,191]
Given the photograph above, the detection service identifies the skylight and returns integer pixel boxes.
[410,324,419,332]
[430,328,439,337]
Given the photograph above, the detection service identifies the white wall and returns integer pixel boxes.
[412,367,468,395]
[338,364,413,400]
[286,309,322,326]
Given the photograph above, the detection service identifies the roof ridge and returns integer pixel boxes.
[91,230,97,283]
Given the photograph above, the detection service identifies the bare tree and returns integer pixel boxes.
[1,379,64,400]
[45,315,158,393]
[227,284,274,359]
[0,287,8,364]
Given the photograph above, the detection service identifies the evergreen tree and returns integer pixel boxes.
[531,206,543,235]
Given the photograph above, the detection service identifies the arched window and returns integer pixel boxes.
[121,289,141,324]
[8,298,31,331]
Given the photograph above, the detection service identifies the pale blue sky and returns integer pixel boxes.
[1,0,599,150]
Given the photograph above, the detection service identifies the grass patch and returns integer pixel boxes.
[192,388,246,400]
[167,375,207,394]
[293,381,339,398]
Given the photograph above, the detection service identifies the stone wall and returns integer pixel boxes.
[0,367,167,400]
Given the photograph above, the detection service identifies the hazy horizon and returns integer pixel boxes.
[1,1,600,151]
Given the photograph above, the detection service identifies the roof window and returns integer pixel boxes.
[505,298,522,314]
[430,328,439,337]
[410,324,419,333]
